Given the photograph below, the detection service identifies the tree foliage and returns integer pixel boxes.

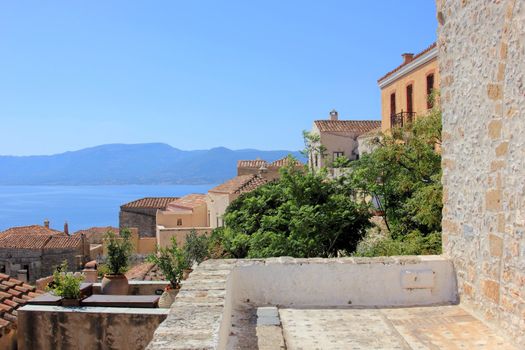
[348,108,443,255]
[216,163,371,258]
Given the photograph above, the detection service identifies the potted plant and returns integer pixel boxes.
[182,230,209,279]
[147,237,188,308]
[101,228,133,295]
[48,261,84,306]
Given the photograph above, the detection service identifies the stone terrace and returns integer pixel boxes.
[145,257,515,349]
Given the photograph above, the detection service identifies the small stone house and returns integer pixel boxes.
[156,194,208,229]
[0,225,89,283]
[120,197,178,237]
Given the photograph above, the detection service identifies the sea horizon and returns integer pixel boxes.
[0,184,217,233]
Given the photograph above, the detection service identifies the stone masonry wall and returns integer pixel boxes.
[438,0,524,346]
[120,208,157,237]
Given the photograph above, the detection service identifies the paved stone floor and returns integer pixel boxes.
[228,304,517,349]
[279,305,517,350]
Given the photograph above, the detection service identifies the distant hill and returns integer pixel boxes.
[0,143,304,185]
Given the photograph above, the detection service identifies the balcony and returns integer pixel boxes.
[390,111,416,128]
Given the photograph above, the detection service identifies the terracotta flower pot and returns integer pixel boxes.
[182,268,193,280]
[61,298,80,307]
[158,286,179,308]
[101,274,129,295]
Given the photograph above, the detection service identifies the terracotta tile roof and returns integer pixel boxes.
[0,225,64,237]
[377,42,437,83]
[0,233,82,250]
[208,175,259,194]
[237,160,269,168]
[121,197,179,210]
[235,176,269,194]
[0,273,43,333]
[126,262,166,281]
[166,194,207,211]
[268,157,304,168]
[44,235,82,249]
[72,226,118,237]
[314,120,381,135]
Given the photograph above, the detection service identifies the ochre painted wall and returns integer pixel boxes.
[380,58,440,131]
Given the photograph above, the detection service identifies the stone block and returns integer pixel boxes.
[495,142,509,156]
[487,119,502,139]
[489,234,503,257]
[485,189,502,211]
[482,280,500,303]
[487,84,502,100]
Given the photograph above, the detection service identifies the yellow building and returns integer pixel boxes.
[377,43,439,131]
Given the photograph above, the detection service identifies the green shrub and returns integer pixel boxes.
[147,237,189,288]
[47,261,84,299]
[184,230,209,265]
[104,228,133,275]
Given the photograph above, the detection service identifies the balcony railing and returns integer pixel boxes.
[390,111,416,128]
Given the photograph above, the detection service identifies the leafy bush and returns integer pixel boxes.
[104,228,133,275]
[184,230,209,266]
[348,107,443,255]
[213,162,371,258]
[147,237,189,288]
[48,261,84,299]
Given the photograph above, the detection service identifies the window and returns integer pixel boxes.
[0,265,5,273]
[406,84,413,114]
[333,151,344,159]
[390,92,396,116]
[427,74,435,109]
[177,219,182,226]
[23,264,29,281]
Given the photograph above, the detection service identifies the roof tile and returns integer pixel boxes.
[0,275,41,330]
[166,194,207,211]
[0,225,64,237]
[209,175,269,195]
[314,120,381,135]
[121,197,179,209]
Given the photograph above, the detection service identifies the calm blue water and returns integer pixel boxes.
[0,185,216,233]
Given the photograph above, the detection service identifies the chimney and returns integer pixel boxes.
[402,53,414,64]
[64,221,69,235]
[329,109,338,121]
[44,219,49,229]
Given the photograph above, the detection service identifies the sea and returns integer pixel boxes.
[0,185,216,233]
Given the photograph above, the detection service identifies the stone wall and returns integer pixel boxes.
[18,305,168,350]
[438,0,524,346]
[120,208,157,238]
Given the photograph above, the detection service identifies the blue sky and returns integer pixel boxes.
[0,1,437,156]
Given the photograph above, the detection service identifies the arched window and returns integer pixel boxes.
[177,219,182,226]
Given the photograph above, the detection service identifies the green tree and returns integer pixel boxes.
[216,162,371,258]
[348,108,443,255]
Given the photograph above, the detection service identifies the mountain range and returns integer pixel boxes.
[0,143,304,185]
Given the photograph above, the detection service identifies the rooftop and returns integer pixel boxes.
[314,120,381,135]
[209,174,269,195]
[165,194,207,211]
[377,42,437,84]
[0,232,82,250]
[121,197,179,210]
[0,273,43,335]
[237,159,269,168]
[0,225,64,237]
[72,226,119,237]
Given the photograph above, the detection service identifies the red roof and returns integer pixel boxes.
[0,233,82,250]
[237,160,269,168]
[121,197,179,209]
[209,175,269,195]
[377,42,437,83]
[314,120,381,135]
[0,273,43,333]
[166,194,207,211]
[0,225,64,237]
[268,157,303,168]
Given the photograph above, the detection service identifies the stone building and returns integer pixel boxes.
[72,226,119,245]
[438,0,525,346]
[307,110,380,172]
[119,197,178,237]
[156,194,208,229]
[378,42,439,130]
[0,225,89,283]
